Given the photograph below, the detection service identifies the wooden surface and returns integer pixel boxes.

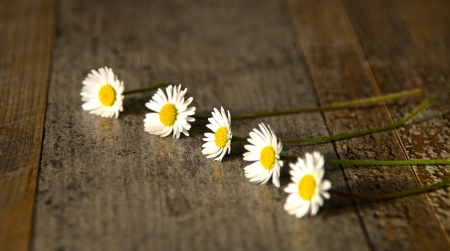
[0,0,449,250]
[0,0,55,250]
[342,0,450,239]
[286,0,450,249]
[33,0,363,250]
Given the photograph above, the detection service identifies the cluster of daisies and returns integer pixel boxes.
[203,110,331,218]
[81,67,332,218]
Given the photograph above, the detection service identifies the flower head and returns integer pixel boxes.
[243,123,283,187]
[80,67,124,118]
[202,107,232,161]
[144,85,196,138]
[284,152,331,218]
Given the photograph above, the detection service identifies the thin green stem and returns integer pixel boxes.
[282,99,429,144]
[123,83,173,95]
[230,99,426,146]
[231,136,248,142]
[279,154,450,166]
[231,89,421,120]
[325,158,450,166]
[329,179,450,201]
[280,154,450,201]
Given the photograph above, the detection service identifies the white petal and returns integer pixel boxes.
[320,180,332,191]
[243,152,260,162]
[321,191,330,200]
[272,168,280,188]
[284,183,298,194]
[295,202,310,218]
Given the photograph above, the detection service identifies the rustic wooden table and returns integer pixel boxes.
[1,0,449,250]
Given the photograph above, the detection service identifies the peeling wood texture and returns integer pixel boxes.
[0,0,449,250]
[0,0,56,250]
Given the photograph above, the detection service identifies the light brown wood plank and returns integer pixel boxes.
[285,0,450,249]
[342,0,450,238]
[0,0,56,250]
[32,0,371,250]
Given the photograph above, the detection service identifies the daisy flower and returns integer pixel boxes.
[202,107,232,161]
[144,85,196,138]
[80,67,124,118]
[284,152,331,218]
[243,123,283,187]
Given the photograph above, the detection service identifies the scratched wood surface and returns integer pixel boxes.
[0,0,55,250]
[341,0,450,239]
[32,0,369,250]
[0,0,449,250]
[286,0,450,249]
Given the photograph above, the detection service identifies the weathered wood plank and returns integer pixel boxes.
[0,0,56,250]
[285,0,450,249]
[32,0,371,250]
[342,0,450,238]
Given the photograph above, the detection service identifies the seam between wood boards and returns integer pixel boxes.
[336,0,450,244]
[24,0,56,249]
[0,0,57,250]
[278,0,375,250]
[30,1,57,248]
[29,0,57,248]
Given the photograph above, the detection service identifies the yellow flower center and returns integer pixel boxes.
[159,104,177,126]
[298,174,316,201]
[98,85,116,106]
[214,126,229,148]
[260,146,276,170]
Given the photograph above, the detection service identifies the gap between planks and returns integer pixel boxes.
[0,0,56,250]
[336,0,450,244]
[284,0,450,248]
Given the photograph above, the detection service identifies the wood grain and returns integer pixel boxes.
[12,0,447,250]
[0,0,56,250]
[32,0,372,250]
[342,0,450,238]
[285,0,450,249]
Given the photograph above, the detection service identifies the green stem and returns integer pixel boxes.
[231,136,248,142]
[329,179,450,201]
[325,158,450,166]
[123,83,173,95]
[231,89,421,120]
[279,154,450,166]
[282,99,429,144]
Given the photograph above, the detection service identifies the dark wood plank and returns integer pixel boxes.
[32,0,372,250]
[342,0,450,238]
[285,0,450,249]
[0,0,56,250]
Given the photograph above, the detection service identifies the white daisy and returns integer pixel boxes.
[284,152,331,218]
[144,85,196,138]
[243,123,283,187]
[202,107,232,161]
[80,67,124,118]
